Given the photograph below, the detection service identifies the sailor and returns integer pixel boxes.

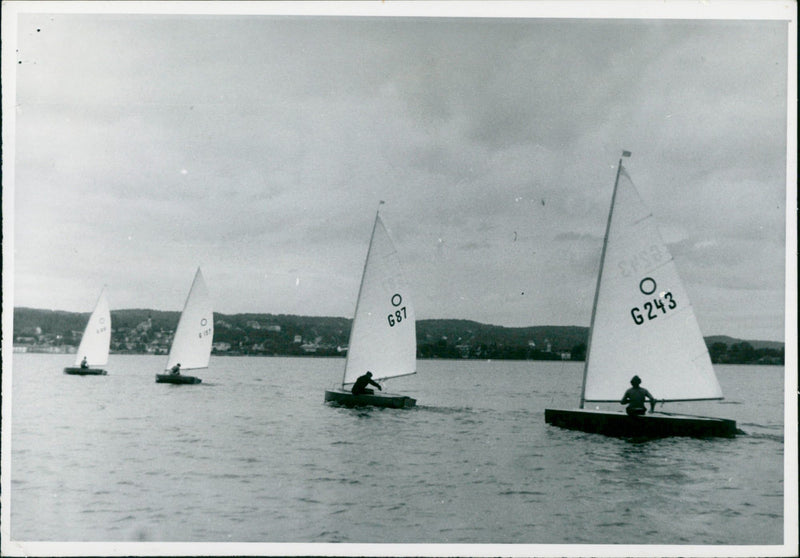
[80,356,89,369]
[170,363,181,376]
[351,371,382,395]
[620,375,656,416]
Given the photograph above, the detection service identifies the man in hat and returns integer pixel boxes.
[620,375,656,416]
[351,371,382,395]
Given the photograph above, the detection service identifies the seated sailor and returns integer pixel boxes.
[620,375,656,416]
[352,371,382,395]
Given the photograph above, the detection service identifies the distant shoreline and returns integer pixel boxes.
[11,345,785,366]
[12,307,785,366]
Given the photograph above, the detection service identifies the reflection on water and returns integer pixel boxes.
[8,355,785,545]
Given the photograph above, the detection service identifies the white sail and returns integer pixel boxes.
[74,287,111,366]
[342,213,416,386]
[581,164,723,403]
[166,268,213,371]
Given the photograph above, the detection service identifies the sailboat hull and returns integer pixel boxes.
[544,408,737,438]
[156,374,202,385]
[63,367,107,376]
[324,389,416,409]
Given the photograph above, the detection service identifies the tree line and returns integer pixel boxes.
[12,307,784,364]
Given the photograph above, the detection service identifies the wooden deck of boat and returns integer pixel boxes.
[545,408,737,438]
[155,374,202,384]
[63,367,107,376]
[324,389,416,409]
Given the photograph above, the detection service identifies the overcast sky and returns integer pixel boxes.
[3,2,794,342]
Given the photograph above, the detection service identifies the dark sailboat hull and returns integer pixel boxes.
[156,374,202,384]
[63,367,107,376]
[324,389,416,409]
[545,408,737,438]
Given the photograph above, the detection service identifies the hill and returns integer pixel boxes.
[704,335,784,351]
[12,307,784,364]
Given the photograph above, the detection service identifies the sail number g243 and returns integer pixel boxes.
[630,277,677,325]
[387,293,407,327]
[631,293,676,324]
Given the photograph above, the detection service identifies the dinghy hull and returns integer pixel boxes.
[324,389,416,409]
[545,408,737,438]
[156,374,202,385]
[63,367,107,376]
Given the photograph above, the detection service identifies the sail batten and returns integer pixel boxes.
[342,211,416,387]
[581,160,723,404]
[74,287,111,366]
[166,268,213,371]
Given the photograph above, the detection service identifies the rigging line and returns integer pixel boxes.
[580,155,625,409]
[341,210,382,388]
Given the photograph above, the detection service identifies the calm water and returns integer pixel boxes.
[7,354,785,546]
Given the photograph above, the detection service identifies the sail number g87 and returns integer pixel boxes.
[387,293,407,327]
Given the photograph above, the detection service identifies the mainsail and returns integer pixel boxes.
[342,212,416,387]
[166,268,214,371]
[581,162,723,404]
[74,287,111,366]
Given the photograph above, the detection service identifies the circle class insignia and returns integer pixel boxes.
[639,277,657,295]
[200,318,208,326]
[391,294,403,307]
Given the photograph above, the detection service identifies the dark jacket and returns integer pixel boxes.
[352,374,381,395]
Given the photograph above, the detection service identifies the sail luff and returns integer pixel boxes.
[579,157,624,408]
[341,210,382,388]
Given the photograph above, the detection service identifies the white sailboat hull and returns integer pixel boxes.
[160,267,212,385]
[69,287,111,373]
[547,156,735,438]
[327,210,417,408]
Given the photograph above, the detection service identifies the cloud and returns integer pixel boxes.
[7,13,790,341]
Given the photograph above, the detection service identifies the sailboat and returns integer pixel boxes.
[545,152,737,438]
[64,286,111,376]
[324,207,417,408]
[156,267,213,385]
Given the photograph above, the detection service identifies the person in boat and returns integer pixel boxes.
[620,375,656,416]
[170,363,181,376]
[80,356,88,369]
[351,371,382,395]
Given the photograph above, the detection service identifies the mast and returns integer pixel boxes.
[341,201,385,388]
[579,151,630,408]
